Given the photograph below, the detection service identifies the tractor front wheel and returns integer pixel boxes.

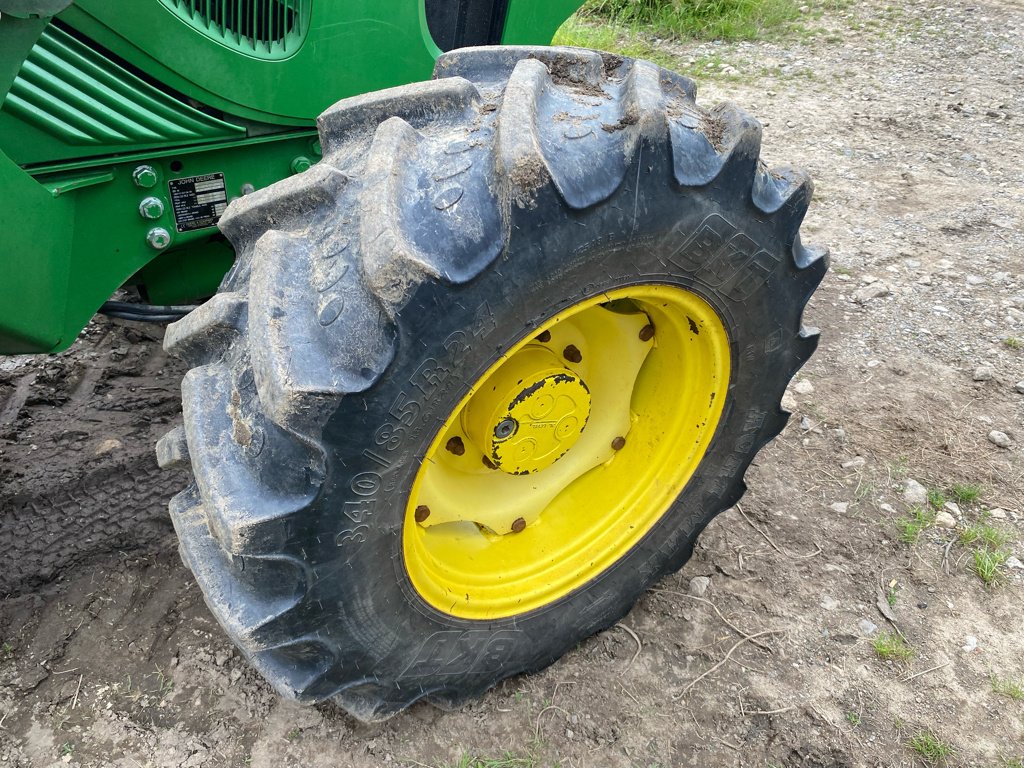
[158,46,827,721]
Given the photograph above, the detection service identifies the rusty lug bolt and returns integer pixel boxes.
[414,505,431,523]
[511,517,526,533]
[535,330,552,343]
[611,436,626,451]
[563,344,583,363]
[445,436,466,456]
[639,324,655,341]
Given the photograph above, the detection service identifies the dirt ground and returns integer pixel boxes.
[2,0,1023,765]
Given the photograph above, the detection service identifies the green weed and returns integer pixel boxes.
[948,482,982,504]
[845,711,861,726]
[1004,337,1021,349]
[907,731,954,764]
[926,488,946,509]
[970,547,1009,586]
[895,506,935,545]
[991,675,1024,701]
[450,753,538,768]
[873,631,913,663]
[886,584,899,608]
[959,523,1011,550]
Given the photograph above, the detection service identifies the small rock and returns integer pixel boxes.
[841,457,866,469]
[214,650,231,667]
[973,366,994,381]
[917,602,927,609]
[1015,381,1024,394]
[962,635,978,653]
[800,416,812,431]
[830,502,849,515]
[853,282,890,303]
[933,511,957,529]
[858,619,878,636]
[942,501,962,517]
[988,430,1012,449]
[903,479,929,506]
[821,596,840,611]
[987,508,1007,519]
[688,576,711,597]
[794,380,815,395]
[1005,556,1023,570]
[880,503,897,515]
[94,438,122,456]
[781,390,798,411]
[831,427,846,441]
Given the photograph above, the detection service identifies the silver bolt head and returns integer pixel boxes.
[139,196,165,220]
[146,227,171,250]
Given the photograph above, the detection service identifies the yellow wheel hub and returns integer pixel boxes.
[403,285,730,619]
[464,347,592,475]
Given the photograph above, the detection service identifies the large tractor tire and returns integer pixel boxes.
[158,46,827,721]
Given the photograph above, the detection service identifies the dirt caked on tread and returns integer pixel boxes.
[161,46,828,721]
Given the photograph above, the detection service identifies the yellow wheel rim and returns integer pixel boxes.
[403,285,730,619]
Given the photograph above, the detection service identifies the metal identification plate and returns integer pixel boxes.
[168,172,227,233]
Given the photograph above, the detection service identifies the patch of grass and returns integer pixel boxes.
[926,487,946,509]
[1004,337,1021,349]
[845,711,861,726]
[959,523,1011,550]
[1,641,13,659]
[873,630,913,663]
[577,0,802,41]
[59,743,74,758]
[907,731,955,764]
[948,482,982,504]
[553,19,681,71]
[991,675,1024,701]
[895,506,935,545]
[969,547,1009,586]
[1003,758,1024,768]
[285,728,302,742]
[449,753,538,768]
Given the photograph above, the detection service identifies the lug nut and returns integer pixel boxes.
[494,418,517,439]
[639,324,655,341]
[563,344,582,363]
[611,436,626,451]
[535,330,552,343]
[511,517,526,533]
[445,436,465,456]
[414,505,430,523]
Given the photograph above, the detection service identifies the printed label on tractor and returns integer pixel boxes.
[168,173,227,233]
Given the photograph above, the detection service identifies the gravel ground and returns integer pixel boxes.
[1,1,1022,766]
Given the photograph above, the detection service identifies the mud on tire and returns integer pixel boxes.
[159,46,828,721]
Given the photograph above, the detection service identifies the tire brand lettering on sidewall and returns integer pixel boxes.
[400,630,521,678]
[664,214,780,302]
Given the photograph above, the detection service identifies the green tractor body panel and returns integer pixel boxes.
[0,0,582,354]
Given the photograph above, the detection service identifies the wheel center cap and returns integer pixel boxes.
[465,346,591,475]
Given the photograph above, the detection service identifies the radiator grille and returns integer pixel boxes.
[160,0,311,59]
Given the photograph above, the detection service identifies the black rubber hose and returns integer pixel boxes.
[98,301,198,323]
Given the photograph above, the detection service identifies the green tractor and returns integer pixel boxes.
[1,0,827,720]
